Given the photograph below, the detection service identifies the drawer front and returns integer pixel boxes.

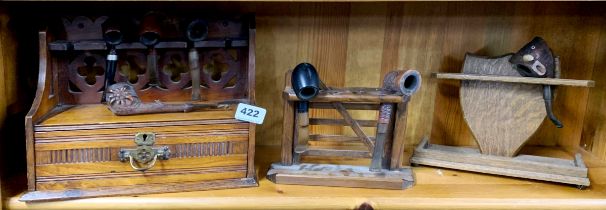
[33,122,249,191]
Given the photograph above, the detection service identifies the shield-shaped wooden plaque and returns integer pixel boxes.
[460,54,546,157]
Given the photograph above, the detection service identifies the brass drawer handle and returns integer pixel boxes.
[119,132,170,172]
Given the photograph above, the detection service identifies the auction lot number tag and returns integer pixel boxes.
[235,103,266,124]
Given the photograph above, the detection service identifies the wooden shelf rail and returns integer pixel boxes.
[433,73,595,87]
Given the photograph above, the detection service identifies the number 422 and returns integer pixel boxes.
[240,108,260,117]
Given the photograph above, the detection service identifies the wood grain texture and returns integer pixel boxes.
[248,2,606,155]
[35,140,248,163]
[304,145,370,158]
[24,32,60,191]
[0,8,17,207]
[411,139,590,186]
[435,73,594,87]
[255,2,350,143]
[344,3,385,137]
[460,54,546,157]
[285,87,403,103]
[267,163,414,189]
[53,17,251,105]
[309,118,377,127]
[20,178,257,202]
[38,104,236,126]
[425,2,605,152]
[7,146,606,210]
[581,13,606,160]
[1,2,606,206]
[395,2,446,149]
[246,26,257,179]
[301,3,349,136]
[35,123,248,139]
[281,71,294,165]
[21,15,257,199]
[35,155,246,177]
[310,102,380,110]
[36,167,247,190]
[26,99,252,199]
[391,100,409,169]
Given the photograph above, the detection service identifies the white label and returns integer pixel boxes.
[234,103,266,124]
[107,54,118,61]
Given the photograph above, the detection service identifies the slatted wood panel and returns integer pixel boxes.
[252,2,606,161]
[580,15,606,161]
[7,146,606,210]
[1,3,606,194]
[0,8,12,206]
[29,1,598,160]
[428,2,605,153]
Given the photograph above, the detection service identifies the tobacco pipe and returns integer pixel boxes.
[382,70,422,97]
[370,70,421,171]
[105,83,240,116]
[510,37,562,128]
[101,18,123,102]
[140,12,164,87]
[291,63,377,156]
[186,19,209,101]
[291,63,321,112]
[290,63,320,159]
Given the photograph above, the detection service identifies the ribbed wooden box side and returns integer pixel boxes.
[33,106,249,191]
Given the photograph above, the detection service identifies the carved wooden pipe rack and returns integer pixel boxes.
[267,70,420,189]
[410,55,595,188]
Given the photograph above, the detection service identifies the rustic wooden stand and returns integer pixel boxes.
[21,15,257,201]
[267,71,419,189]
[411,54,594,187]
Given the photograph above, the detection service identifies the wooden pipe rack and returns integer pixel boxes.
[411,55,594,187]
[267,71,416,189]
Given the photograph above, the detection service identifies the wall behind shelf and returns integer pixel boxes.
[0,6,30,207]
[251,2,606,161]
[1,2,606,173]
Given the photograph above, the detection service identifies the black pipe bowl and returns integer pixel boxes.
[291,63,321,101]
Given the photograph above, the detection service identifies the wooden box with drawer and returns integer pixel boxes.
[20,14,257,202]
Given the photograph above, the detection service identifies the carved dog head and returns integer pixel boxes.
[510,37,555,78]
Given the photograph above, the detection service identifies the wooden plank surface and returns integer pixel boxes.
[303,144,370,158]
[35,155,247,177]
[249,2,606,158]
[581,13,606,160]
[35,123,249,139]
[0,0,604,158]
[2,1,606,209]
[426,2,605,152]
[412,140,588,179]
[39,104,236,126]
[459,55,546,157]
[435,73,595,87]
[37,168,246,190]
[33,134,248,150]
[267,163,414,189]
[6,146,606,210]
[309,118,377,127]
[20,178,258,203]
[0,7,17,208]
[281,72,295,165]
[284,88,403,103]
